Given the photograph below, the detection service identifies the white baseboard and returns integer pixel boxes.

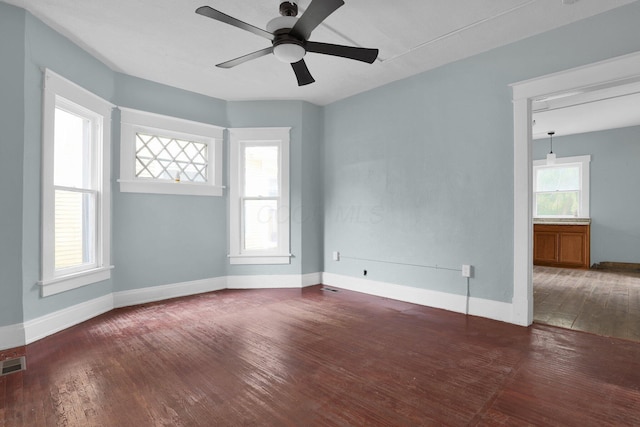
[2,273,322,350]
[227,272,321,289]
[322,272,513,324]
[0,323,25,351]
[2,271,515,351]
[471,295,516,324]
[113,276,227,308]
[510,296,533,326]
[302,272,323,287]
[23,293,114,344]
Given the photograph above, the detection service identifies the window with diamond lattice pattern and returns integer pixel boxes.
[135,133,208,183]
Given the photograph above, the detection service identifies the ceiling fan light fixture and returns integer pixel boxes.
[267,15,305,63]
[273,42,306,63]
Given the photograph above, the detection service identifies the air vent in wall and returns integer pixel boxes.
[0,356,26,376]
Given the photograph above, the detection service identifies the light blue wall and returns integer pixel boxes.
[0,3,26,326]
[324,67,513,300]
[4,4,235,323]
[21,10,117,321]
[114,73,227,124]
[1,2,325,330]
[534,126,640,264]
[112,74,229,291]
[3,0,640,333]
[301,102,324,275]
[323,1,640,303]
[225,100,324,277]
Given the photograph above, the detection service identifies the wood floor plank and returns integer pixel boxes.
[3,285,640,425]
[534,266,640,341]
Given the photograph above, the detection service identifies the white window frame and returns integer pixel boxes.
[228,127,291,265]
[41,69,113,297]
[119,108,224,196]
[533,155,591,218]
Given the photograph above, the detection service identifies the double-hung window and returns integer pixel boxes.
[119,108,223,196]
[533,155,591,218]
[41,69,113,296]
[229,128,291,264]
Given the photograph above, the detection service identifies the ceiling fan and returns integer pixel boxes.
[195,0,379,86]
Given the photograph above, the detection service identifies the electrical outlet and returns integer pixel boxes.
[332,251,340,261]
[462,264,472,278]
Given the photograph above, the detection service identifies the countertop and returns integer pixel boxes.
[533,218,591,225]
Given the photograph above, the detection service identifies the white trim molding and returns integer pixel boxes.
[39,266,113,297]
[228,255,292,265]
[322,273,514,324]
[2,270,519,350]
[41,69,113,297]
[113,277,227,308]
[119,107,224,196]
[533,154,591,218]
[0,323,25,351]
[510,50,640,327]
[23,294,113,344]
[228,127,292,265]
[302,272,323,288]
[117,180,224,197]
[511,51,640,101]
[0,273,322,350]
[227,272,321,289]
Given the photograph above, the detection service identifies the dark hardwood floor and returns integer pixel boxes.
[534,266,640,342]
[2,285,640,426]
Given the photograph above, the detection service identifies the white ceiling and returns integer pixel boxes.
[4,0,638,105]
[532,80,640,139]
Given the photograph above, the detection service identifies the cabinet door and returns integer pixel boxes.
[534,232,558,264]
[559,232,588,267]
[533,224,590,269]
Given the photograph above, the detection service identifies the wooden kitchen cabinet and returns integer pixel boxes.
[533,223,590,269]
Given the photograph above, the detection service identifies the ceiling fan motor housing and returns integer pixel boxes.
[267,12,305,64]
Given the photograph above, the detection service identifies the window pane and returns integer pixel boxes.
[244,146,278,197]
[55,190,95,270]
[243,199,278,251]
[536,165,579,192]
[536,191,579,217]
[54,108,90,188]
[135,133,208,182]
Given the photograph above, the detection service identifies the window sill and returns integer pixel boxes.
[39,266,114,297]
[228,254,292,265]
[118,180,224,196]
[533,218,591,225]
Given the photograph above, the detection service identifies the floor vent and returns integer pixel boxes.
[321,287,339,293]
[1,356,26,376]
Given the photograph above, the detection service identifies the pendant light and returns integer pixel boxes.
[546,131,556,165]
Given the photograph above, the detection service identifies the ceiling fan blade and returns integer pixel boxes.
[290,0,344,41]
[216,47,274,69]
[305,41,378,64]
[196,6,274,40]
[291,60,315,86]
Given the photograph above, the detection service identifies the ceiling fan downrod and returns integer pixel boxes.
[279,2,299,17]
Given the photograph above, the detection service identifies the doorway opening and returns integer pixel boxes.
[530,80,640,340]
[510,50,640,329]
